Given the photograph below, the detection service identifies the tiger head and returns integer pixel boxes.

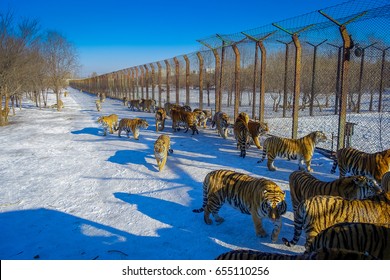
[236,112,249,124]
[97,116,106,124]
[259,185,287,221]
[155,108,167,121]
[137,119,149,129]
[353,176,383,195]
[154,140,167,154]
[220,113,230,128]
[313,131,327,144]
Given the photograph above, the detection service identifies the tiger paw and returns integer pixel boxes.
[256,229,268,238]
[215,217,225,225]
[282,237,292,247]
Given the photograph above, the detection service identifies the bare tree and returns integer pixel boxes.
[42,31,78,111]
[0,12,41,125]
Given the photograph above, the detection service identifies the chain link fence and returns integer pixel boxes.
[70,0,390,155]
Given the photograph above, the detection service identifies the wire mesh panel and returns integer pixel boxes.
[70,0,390,154]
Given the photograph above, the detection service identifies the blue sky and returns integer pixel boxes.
[1,0,349,77]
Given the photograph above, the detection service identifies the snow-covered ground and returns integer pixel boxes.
[1,87,347,260]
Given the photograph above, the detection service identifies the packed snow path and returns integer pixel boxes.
[0,88,337,260]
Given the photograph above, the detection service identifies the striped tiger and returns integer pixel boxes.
[117,118,149,140]
[122,96,128,106]
[128,99,141,111]
[171,109,199,135]
[233,112,250,158]
[307,222,390,260]
[139,98,156,112]
[192,169,287,242]
[382,172,390,193]
[258,131,327,172]
[248,120,269,149]
[211,111,230,139]
[289,170,381,213]
[180,111,199,135]
[282,192,390,249]
[193,109,207,128]
[330,147,390,186]
[215,247,377,260]
[154,134,173,172]
[95,100,102,111]
[164,102,181,116]
[155,108,167,132]
[97,114,118,136]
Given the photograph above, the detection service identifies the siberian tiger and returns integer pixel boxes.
[140,98,156,112]
[155,108,167,132]
[258,131,327,172]
[170,108,183,132]
[123,96,128,106]
[233,112,250,158]
[95,100,102,112]
[192,169,287,242]
[382,172,390,193]
[193,109,207,128]
[180,111,199,135]
[181,105,192,112]
[211,111,230,139]
[307,222,390,260]
[164,102,181,116]
[154,134,173,172]
[50,99,64,110]
[289,170,381,213]
[171,109,198,135]
[128,99,141,111]
[248,120,269,149]
[330,147,390,186]
[282,192,390,249]
[97,114,119,136]
[215,248,376,260]
[117,118,149,140]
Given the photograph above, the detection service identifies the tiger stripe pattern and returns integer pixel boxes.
[193,109,208,128]
[330,147,390,186]
[248,120,269,149]
[97,114,118,136]
[117,118,149,140]
[289,170,381,213]
[382,172,390,193]
[171,108,198,135]
[215,248,377,260]
[193,169,287,242]
[307,222,390,260]
[282,192,390,249]
[211,111,230,139]
[233,112,250,158]
[258,131,327,172]
[139,98,156,112]
[155,108,167,132]
[128,99,141,111]
[154,134,173,172]
[179,110,199,135]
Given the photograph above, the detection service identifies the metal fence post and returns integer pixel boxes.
[149,63,155,101]
[319,9,367,151]
[183,55,190,106]
[173,57,180,105]
[164,60,171,104]
[144,64,149,99]
[157,62,162,107]
[197,52,204,110]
